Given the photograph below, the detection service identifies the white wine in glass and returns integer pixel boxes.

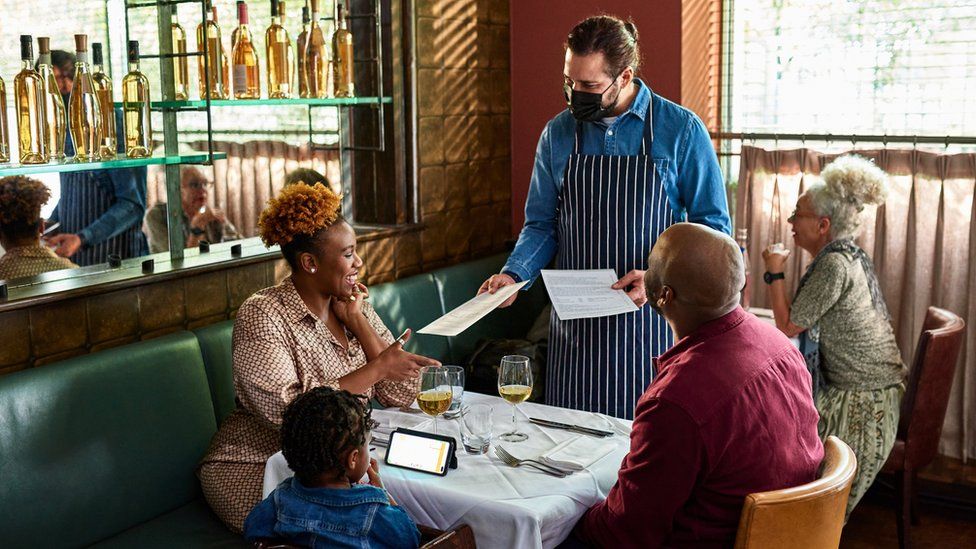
[498,355,533,442]
[418,366,453,434]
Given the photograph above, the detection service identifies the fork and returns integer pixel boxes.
[494,446,570,477]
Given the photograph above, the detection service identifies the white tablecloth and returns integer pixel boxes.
[263,392,632,549]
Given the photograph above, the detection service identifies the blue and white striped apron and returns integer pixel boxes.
[546,105,675,419]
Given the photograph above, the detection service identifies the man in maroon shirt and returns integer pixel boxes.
[574,223,823,548]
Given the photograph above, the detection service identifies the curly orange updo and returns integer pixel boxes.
[0,176,51,238]
[258,182,342,249]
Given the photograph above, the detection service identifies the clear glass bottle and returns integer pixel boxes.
[122,40,152,158]
[68,34,102,162]
[304,0,330,98]
[0,75,9,163]
[280,1,295,90]
[91,43,118,160]
[14,35,49,164]
[172,19,190,101]
[36,37,67,160]
[265,0,293,98]
[333,2,354,97]
[296,5,311,98]
[197,0,227,100]
[232,1,261,99]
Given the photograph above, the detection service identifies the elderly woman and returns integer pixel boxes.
[144,167,239,253]
[762,155,906,516]
[198,183,438,532]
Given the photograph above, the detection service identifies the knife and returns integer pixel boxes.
[529,417,614,437]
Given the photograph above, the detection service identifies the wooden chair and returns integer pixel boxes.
[881,307,965,549]
[254,524,476,549]
[734,436,857,549]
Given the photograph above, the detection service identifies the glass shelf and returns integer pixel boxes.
[0,152,227,177]
[114,96,392,109]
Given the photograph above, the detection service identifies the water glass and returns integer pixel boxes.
[443,365,465,416]
[459,404,493,454]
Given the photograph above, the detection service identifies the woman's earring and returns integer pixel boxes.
[657,298,666,308]
[309,267,317,273]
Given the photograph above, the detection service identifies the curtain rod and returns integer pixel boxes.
[711,131,976,146]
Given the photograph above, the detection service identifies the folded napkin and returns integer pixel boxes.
[539,435,616,471]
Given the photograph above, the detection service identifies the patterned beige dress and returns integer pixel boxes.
[198,277,418,532]
[0,245,77,280]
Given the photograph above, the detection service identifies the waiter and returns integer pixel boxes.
[479,15,731,419]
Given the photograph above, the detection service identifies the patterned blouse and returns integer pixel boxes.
[202,277,418,466]
[0,245,78,280]
[790,251,906,391]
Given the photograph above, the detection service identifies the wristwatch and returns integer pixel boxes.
[763,271,785,284]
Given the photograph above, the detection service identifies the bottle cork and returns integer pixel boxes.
[128,40,140,63]
[20,35,33,61]
[75,34,88,53]
[37,37,51,55]
[92,43,104,66]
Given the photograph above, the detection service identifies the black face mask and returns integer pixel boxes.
[565,73,622,122]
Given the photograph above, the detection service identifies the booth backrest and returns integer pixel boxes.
[0,332,218,548]
[194,320,237,425]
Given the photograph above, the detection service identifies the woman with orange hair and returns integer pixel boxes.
[0,176,77,280]
[198,183,438,532]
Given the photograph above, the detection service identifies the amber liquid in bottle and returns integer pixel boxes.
[172,21,190,101]
[296,5,311,98]
[15,35,49,164]
[91,43,117,160]
[123,41,152,158]
[68,35,103,162]
[197,2,227,100]
[266,0,293,98]
[0,76,10,163]
[333,3,354,97]
[232,1,260,98]
[281,2,295,91]
[305,0,331,98]
[36,37,67,161]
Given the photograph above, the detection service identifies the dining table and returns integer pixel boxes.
[262,392,633,549]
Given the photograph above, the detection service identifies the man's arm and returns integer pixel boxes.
[576,398,704,548]
[676,114,732,235]
[77,167,148,247]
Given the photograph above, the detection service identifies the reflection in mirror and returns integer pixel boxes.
[0,175,79,281]
[144,166,240,253]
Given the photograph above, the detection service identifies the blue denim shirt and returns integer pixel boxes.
[244,478,421,549]
[502,79,731,285]
[48,107,147,248]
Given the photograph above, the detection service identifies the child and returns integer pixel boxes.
[244,387,421,548]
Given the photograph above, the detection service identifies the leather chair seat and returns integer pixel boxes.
[91,498,250,549]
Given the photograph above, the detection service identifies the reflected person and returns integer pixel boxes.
[0,176,77,280]
[44,50,149,266]
[145,166,239,252]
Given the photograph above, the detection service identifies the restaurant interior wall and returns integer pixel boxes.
[508,0,684,234]
[0,0,513,375]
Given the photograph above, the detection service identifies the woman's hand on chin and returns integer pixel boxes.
[332,282,369,326]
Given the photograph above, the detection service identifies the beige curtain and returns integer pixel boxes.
[737,145,976,461]
[147,141,340,238]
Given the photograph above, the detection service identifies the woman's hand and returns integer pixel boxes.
[762,243,791,273]
[372,330,440,381]
[332,282,369,327]
[477,274,518,308]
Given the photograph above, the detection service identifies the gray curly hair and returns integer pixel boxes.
[805,155,888,240]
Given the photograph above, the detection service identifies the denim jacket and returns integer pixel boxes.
[503,79,731,285]
[244,478,422,549]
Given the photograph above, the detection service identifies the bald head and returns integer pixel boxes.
[644,223,744,316]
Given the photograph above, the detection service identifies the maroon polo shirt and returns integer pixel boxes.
[577,307,823,548]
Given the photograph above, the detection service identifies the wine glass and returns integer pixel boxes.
[497,355,533,442]
[418,366,453,434]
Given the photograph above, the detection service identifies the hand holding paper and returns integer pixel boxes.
[542,269,639,320]
[418,280,529,336]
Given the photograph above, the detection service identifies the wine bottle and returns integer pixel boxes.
[304,0,330,98]
[0,75,9,163]
[333,2,354,97]
[265,0,293,98]
[122,40,152,158]
[68,34,103,162]
[15,35,49,164]
[37,37,67,160]
[232,1,260,98]
[296,5,311,98]
[172,19,190,101]
[280,0,295,91]
[91,43,118,160]
[197,0,227,100]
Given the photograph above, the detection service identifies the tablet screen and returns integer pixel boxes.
[386,431,451,475]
